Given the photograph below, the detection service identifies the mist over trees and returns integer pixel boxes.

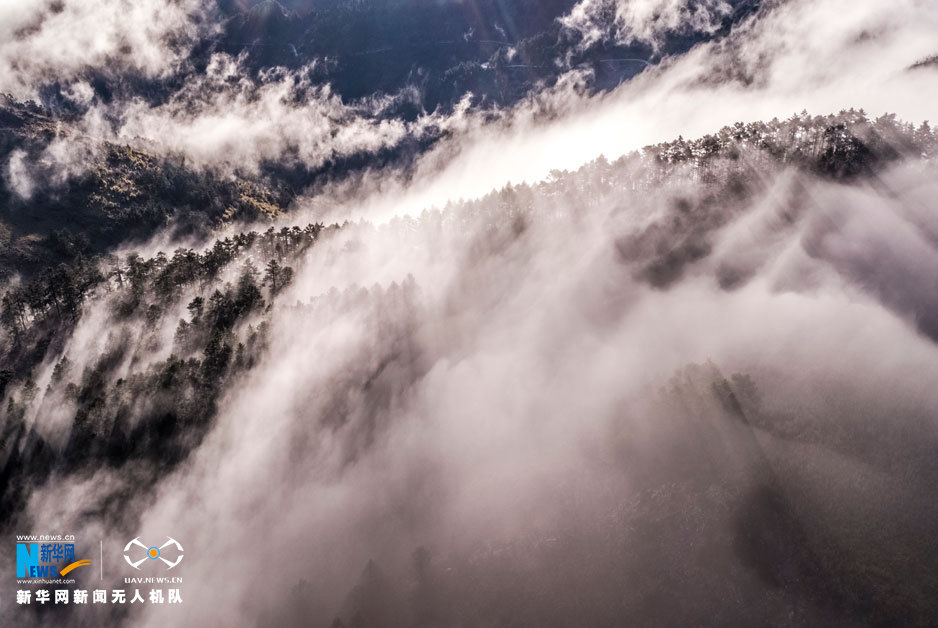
[2,106,938,626]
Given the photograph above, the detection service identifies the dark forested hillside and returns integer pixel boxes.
[0,96,294,279]
[1,222,330,529]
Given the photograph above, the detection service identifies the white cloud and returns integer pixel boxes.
[118,157,938,628]
[561,0,734,51]
[3,134,100,200]
[88,53,478,175]
[5,149,34,198]
[0,0,212,99]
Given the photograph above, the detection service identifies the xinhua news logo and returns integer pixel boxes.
[17,542,91,579]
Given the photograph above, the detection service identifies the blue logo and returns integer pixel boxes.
[17,543,90,577]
